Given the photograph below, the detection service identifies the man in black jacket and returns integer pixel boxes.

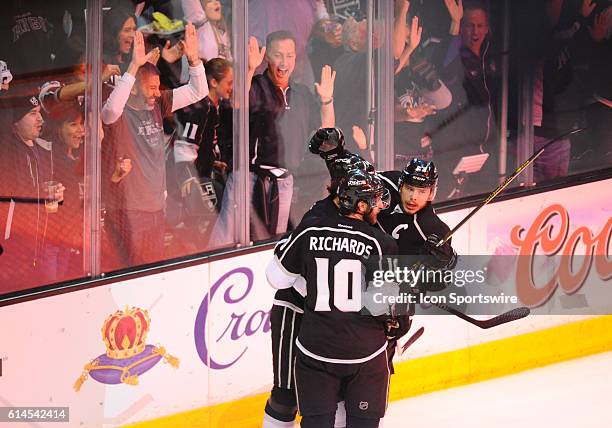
[209,31,336,247]
[0,94,65,294]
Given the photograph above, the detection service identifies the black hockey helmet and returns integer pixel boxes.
[308,127,345,161]
[328,154,376,195]
[398,158,438,188]
[338,168,390,215]
[329,153,375,180]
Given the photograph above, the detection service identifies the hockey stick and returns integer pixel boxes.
[400,326,425,354]
[433,303,530,329]
[593,93,612,109]
[437,127,586,247]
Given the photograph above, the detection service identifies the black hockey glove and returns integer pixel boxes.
[308,128,346,161]
[421,233,457,270]
[384,314,412,341]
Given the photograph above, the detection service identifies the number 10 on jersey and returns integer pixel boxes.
[314,258,363,312]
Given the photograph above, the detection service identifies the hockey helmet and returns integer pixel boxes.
[398,158,438,188]
[328,154,376,195]
[338,168,390,215]
[329,153,375,180]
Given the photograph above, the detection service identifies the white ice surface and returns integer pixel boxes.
[384,351,612,427]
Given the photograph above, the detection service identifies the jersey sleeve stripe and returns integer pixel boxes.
[287,311,297,389]
[375,221,388,233]
[275,236,290,253]
[272,299,305,313]
[293,275,307,297]
[379,172,399,191]
[277,307,286,386]
[413,213,427,241]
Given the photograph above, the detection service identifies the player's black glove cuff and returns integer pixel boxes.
[384,314,412,341]
[421,233,457,270]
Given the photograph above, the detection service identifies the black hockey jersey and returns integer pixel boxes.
[301,194,339,222]
[377,203,451,255]
[266,215,398,363]
[272,195,340,311]
[173,96,231,179]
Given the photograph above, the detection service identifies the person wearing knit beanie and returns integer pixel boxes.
[10,94,41,124]
[7,95,44,144]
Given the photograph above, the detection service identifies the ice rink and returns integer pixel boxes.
[384,351,612,427]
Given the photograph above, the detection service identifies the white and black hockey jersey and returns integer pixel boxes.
[377,202,451,255]
[267,215,398,363]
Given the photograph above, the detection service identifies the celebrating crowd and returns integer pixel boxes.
[0,0,609,295]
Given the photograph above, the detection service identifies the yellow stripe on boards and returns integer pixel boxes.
[124,316,612,428]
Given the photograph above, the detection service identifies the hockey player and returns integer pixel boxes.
[308,127,402,210]
[305,153,376,220]
[262,157,378,428]
[377,158,456,268]
[266,169,397,428]
[311,130,456,369]
[309,128,455,267]
[376,158,458,370]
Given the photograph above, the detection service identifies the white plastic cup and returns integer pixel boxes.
[43,181,59,213]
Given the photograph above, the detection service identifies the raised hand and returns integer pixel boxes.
[129,30,160,74]
[581,0,597,18]
[352,125,368,150]
[131,31,148,67]
[396,0,410,13]
[588,7,611,41]
[445,0,463,35]
[248,36,266,72]
[444,0,463,22]
[314,65,336,102]
[408,15,422,52]
[183,22,201,66]
[394,16,422,74]
[161,39,185,64]
[147,46,161,66]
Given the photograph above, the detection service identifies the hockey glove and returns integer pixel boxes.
[308,128,346,161]
[384,314,412,341]
[421,233,457,270]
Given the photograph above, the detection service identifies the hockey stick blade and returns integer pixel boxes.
[435,304,530,329]
[400,326,425,354]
